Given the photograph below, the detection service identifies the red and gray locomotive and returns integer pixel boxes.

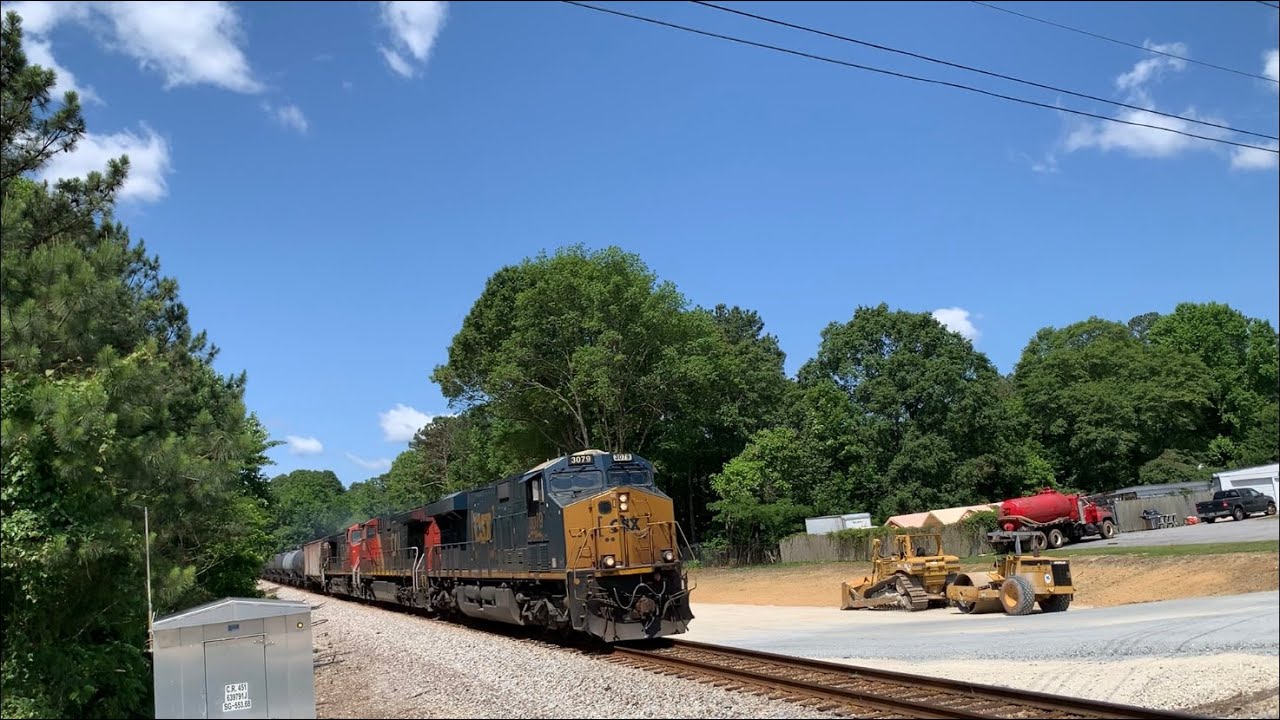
[264,450,694,642]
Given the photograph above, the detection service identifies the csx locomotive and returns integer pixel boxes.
[263,450,694,642]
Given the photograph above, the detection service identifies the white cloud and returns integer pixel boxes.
[35,126,172,202]
[1264,49,1279,88]
[263,102,308,134]
[932,307,980,342]
[378,1,447,78]
[286,435,325,455]
[1054,40,1277,172]
[1231,142,1280,171]
[25,36,103,105]
[8,1,261,94]
[1114,42,1186,94]
[379,403,433,442]
[379,47,415,78]
[347,453,393,472]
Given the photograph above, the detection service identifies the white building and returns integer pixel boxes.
[1212,463,1279,504]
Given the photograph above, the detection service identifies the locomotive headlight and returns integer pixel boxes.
[619,493,629,503]
[619,502,629,512]
[602,555,616,568]
[662,549,675,563]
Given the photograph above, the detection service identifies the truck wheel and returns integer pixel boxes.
[1000,576,1036,616]
[1038,594,1071,613]
[1233,506,1245,522]
[1100,519,1116,539]
[1267,503,1276,517]
[1203,516,1215,523]
[1046,529,1065,549]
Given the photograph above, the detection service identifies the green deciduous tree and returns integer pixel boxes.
[1013,317,1214,491]
[794,304,1048,519]
[431,245,713,459]
[1148,302,1279,467]
[268,470,347,549]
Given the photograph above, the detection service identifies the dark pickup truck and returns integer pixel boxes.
[1196,488,1276,523]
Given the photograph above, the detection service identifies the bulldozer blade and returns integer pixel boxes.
[846,595,907,609]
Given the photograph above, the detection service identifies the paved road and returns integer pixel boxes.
[1074,514,1278,548]
[682,591,1280,662]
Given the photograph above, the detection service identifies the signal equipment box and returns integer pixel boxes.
[152,597,315,719]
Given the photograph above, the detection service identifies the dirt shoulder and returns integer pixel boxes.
[688,550,1280,608]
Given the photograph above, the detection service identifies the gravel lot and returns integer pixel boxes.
[682,593,1280,718]
[1072,514,1277,548]
[260,582,839,719]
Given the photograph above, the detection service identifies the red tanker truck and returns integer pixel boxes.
[997,488,1117,549]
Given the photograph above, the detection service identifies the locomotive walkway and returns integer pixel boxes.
[603,639,1203,719]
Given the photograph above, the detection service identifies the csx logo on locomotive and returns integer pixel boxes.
[472,511,493,543]
[610,517,641,532]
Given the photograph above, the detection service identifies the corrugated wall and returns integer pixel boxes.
[779,525,992,563]
[1110,491,1215,532]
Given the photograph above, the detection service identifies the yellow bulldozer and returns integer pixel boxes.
[840,533,960,612]
[946,531,1074,616]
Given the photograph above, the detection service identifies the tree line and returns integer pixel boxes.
[272,244,1277,557]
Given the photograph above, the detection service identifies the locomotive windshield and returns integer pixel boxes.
[550,469,603,494]
[608,467,652,486]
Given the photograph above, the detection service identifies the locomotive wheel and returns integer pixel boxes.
[999,576,1036,616]
[1046,528,1065,549]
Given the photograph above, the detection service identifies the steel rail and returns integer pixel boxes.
[612,638,1203,720]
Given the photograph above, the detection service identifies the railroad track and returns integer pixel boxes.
[604,638,1204,720]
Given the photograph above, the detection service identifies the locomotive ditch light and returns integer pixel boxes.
[619,492,629,503]
[602,555,617,569]
[662,549,675,563]
[619,502,629,512]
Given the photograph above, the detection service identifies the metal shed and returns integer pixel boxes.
[152,597,315,719]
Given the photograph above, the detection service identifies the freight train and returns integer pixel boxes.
[263,450,694,642]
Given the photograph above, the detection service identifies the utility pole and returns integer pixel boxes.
[144,506,154,652]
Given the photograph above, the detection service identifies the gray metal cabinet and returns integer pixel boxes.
[152,597,315,719]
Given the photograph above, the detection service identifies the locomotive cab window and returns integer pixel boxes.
[527,475,543,515]
[550,470,603,493]
[365,526,375,539]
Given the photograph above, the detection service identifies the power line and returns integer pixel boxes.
[559,1,1279,156]
[1255,1,1279,9]
[693,0,1277,141]
[971,1,1279,84]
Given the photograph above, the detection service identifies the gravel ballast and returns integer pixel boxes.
[261,582,839,719]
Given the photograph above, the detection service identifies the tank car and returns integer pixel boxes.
[264,450,694,642]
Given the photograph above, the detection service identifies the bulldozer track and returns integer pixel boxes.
[605,638,1203,719]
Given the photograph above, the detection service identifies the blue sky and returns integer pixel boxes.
[10,1,1278,485]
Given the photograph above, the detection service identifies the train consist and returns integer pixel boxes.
[263,450,694,642]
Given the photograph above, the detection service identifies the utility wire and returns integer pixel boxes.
[560,1,1279,156]
[693,0,1277,141]
[1255,1,1279,9]
[972,1,1279,84]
